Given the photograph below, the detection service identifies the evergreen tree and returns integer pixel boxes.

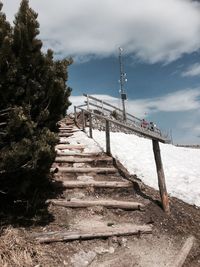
[0,3,16,109]
[0,0,72,197]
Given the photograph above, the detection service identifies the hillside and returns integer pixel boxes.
[90,129,200,207]
[1,120,200,267]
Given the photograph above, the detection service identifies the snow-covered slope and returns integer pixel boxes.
[90,129,200,207]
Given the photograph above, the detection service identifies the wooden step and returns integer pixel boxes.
[49,199,145,210]
[56,152,101,157]
[55,156,113,163]
[59,130,79,134]
[56,144,85,150]
[167,236,195,267]
[62,180,133,188]
[59,128,79,132]
[54,167,117,174]
[33,224,152,243]
[59,127,74,130]
[58,134,73,138]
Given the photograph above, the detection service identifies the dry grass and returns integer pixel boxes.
[0,226,42,267]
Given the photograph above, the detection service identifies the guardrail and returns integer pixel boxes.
[74,106,170,213]
[83,94,162,136]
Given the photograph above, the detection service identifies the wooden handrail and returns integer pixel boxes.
[74,105,169,213]
[83,94,142,122]
[75,105,169,213]
[84,94,161,135]
[76,107,166,143]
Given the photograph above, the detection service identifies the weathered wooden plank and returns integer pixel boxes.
[56,151,100,157]
[56,144,85,150]
[83,94,140,122]
[62,180,132,188]
[59,129,79,133]
[55,167,117,174]
[33,224,152,243]
[82,109,85,132]
[89,113,93,138]
[76,108,166,143]
[59,126,74,129]
[55,156,112,163]
[74,106,77,123]
[106,120,111,155]
[58,134,73,138]
[168,236,195,267]
[50,199,145,210]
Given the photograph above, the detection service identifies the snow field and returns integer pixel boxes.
[89,129,200,207]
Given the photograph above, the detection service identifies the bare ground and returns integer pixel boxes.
[0,176,200,267]
[0,121,200,266]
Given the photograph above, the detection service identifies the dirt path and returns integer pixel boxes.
[30,117,199,266]
[1,116,200,267]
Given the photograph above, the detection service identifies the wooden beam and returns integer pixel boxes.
[56,152,100,157]
[82,109,85,132]
[59,127,74,131]
[83,94,141,122]
[55,167,117,174]
[49,199,145,210]
[56,144,85,150]
[89,113,93,138]
[168,236,195,267]
[74,106,77,123]
[76,108,166,143]
[55,156,112,163]
[62,180,132,188]
[33,224,152,243]
[59,129,79,132]
[58,134,73,138]
[105,120,111,155]
[152,140,170,213]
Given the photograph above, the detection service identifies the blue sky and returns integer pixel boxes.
[3,0,200,144]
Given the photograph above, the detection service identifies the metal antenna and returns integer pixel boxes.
[119,47,127,121]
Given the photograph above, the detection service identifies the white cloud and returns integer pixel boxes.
[182,63,200,77]
[69,88,200,117]
[3,0,200,63]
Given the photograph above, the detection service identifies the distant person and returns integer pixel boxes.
[141,119,149,129]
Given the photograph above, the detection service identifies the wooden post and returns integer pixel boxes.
[82,110,85,132]
[106,120,111,155]
[152,140,170,213]
[89,113,93,138]
[87,95,89,110]
[101,100,104,114]
[74,106,77,123]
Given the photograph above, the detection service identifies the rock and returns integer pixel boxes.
[95,246,115,255]
[71,250,96,267]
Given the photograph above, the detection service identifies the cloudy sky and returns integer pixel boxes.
[2,0,200,144]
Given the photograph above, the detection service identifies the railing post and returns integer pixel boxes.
[87,95,89,111]
[105,120,111,155]
[152,140,170,213]
[101,100,104,114]
[82,110,85,132]
[74,106,77,123]
[89,113,93,138]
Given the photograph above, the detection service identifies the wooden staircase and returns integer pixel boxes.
[33,117,152,244]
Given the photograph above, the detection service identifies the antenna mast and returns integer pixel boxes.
[119,47,127,121]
